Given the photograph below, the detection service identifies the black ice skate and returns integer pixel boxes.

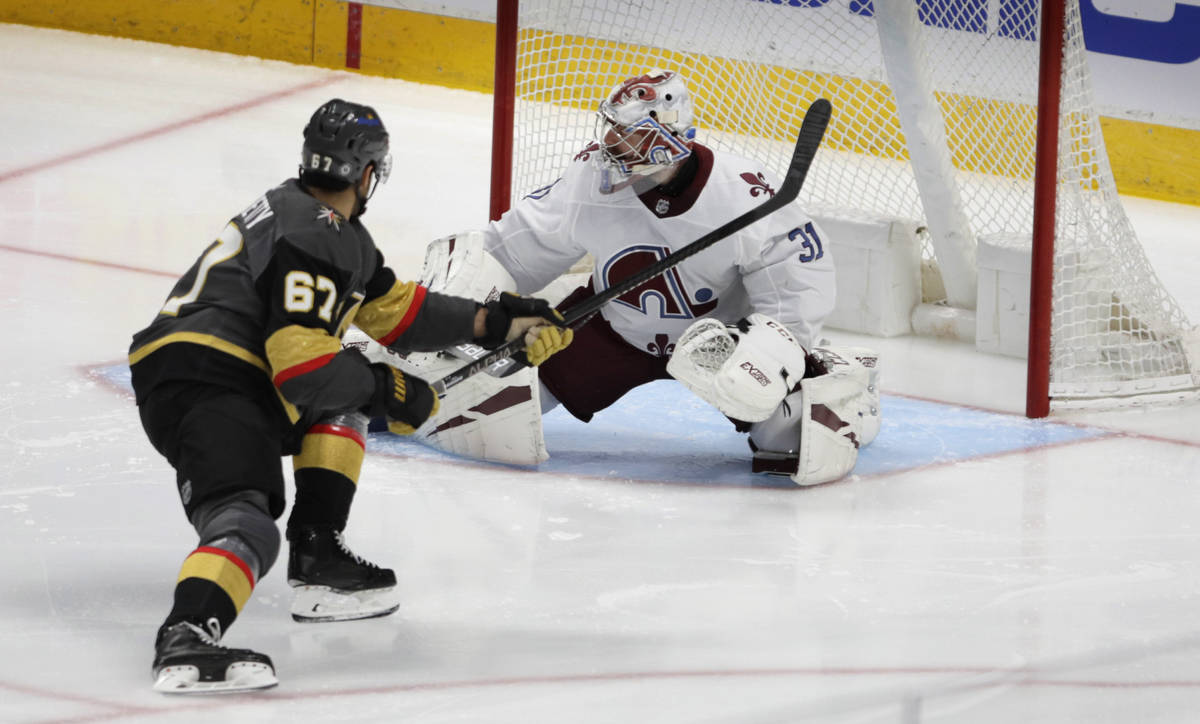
[287,526,399,623]
[151,618,277,693]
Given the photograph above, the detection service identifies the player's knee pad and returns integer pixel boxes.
[421,230,517,301]
[668,313,809,422]
[190,490,281,579]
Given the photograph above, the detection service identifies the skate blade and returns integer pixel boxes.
[152,662,278,694]
[290,584,400,623]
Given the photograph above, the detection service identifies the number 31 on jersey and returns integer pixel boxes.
[788,222,824,263]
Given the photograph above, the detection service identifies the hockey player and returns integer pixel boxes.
[387,70,879,485]
[128,99,571,693]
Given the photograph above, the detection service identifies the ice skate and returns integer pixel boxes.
[287,526,399,623]
[151,619,276,694]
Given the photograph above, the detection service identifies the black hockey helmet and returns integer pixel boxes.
[300,98,392,190]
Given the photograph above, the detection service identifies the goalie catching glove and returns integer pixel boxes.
[667,313,809,422]
[668,313,880,486]
[478,291,574,366]
[367,364,439,435]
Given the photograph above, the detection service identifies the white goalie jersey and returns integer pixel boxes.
[354,142,876,483]
[483,142,836,353]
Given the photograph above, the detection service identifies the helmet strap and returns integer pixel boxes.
[351,166,380,218]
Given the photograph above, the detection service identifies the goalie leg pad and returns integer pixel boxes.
[392,343,548,465]
[667,313,809,423]
[342,328,549,465]
[749,364,870,486]
[810,345,881,446]
[421,230,517,301]
[420,365,548,465]
[793,371,865,485]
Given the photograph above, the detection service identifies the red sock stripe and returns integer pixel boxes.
[194,545,256,588]
[307,423,367,449]
[378,285,427,347]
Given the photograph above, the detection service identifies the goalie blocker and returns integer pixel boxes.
[668,314,879,486]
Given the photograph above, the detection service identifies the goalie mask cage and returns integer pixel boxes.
[488,0,1200,417]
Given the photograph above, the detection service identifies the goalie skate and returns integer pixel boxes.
[287,527,399,623]
[151,619,277,694]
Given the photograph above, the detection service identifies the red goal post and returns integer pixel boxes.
[488,0,1200,416]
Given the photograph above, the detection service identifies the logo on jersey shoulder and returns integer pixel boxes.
[655,198,670,216]
[316,205,342,231]
[601,245,718,320]
[740,172,775,198]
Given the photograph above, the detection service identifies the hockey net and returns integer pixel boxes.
[490,0,1200,413]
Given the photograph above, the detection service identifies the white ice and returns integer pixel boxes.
[2,24,1200,724]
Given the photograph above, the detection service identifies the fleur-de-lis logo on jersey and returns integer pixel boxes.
[646,333,675,357]
[316,205,342,230]
[740,172,775,198]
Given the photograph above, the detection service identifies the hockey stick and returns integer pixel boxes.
[433,98,832,396]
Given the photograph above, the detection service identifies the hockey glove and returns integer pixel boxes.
[367,364,439,435]
[477,292,566,348]
[523,325,573,366]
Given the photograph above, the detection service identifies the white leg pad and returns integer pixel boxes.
[415,355,548,465]
[421,230,516,301]
[791,370,868,486]
[811,345,881,446]
[348,329,548,466]
[749,362,872,486]
[348,231,550,466]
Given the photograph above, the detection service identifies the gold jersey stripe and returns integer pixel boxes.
[128,332,269,373]
[354,280,425,346]
[265,324,342,384]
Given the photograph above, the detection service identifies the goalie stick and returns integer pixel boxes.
[432,98,833,396]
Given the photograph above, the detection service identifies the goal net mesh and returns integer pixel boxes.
[502,0,1198,405]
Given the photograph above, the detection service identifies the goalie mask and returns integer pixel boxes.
[595,70,696,183]
[300,98,393,216]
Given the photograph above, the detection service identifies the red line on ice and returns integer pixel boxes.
[0,77,340,185]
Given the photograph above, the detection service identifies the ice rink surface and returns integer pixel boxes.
[3,24,1200,723]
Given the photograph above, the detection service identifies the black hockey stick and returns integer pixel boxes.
[433,98,832,396]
